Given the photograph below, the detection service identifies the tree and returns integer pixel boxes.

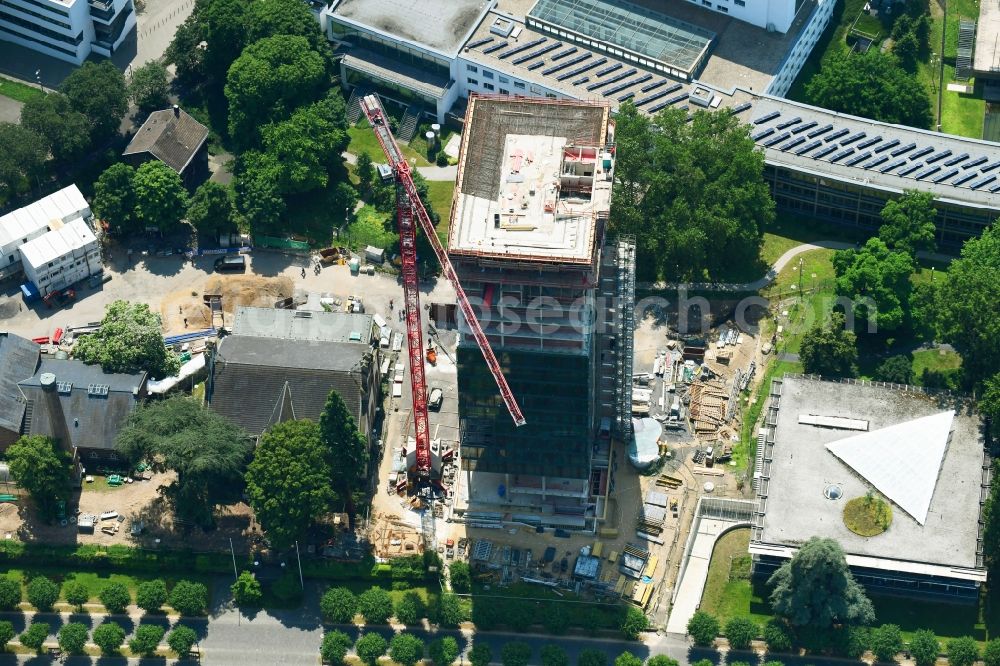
[99,582,131,614]
[609,104,770,281]
[234,150,286,233]
[356,587,393,625]
[19,622,49,652]
[981,373,1000,424]
[356,151,375,199]
[60,61,128,142]
[225,35,327,149]
[686,610,720,646]
[894,29,920,72]
[394,591,425,625]
[578,649,608,666]
[5,436,70,522]
[0,621,14,651]
[982,638,1000,666]
[501,642,532,666]
[166,11,207,89]
[799,312,858,377]
[76,300,180,378]
[0,123,47,204]
[133,161,189,233]
[769,537,874,628]
[544,605,570,635]
[128,62,170,116]
[231,571,262,607]
[62,580,89,611]
[909,629,940,666]
[168,625,198,657]
[58,623,89,654]
[469,644,492,666]
[438,593,465,628]
[319,388,368,521]
[203,0,247,80]
[875,355,914,384]
[93,163,137,234]
[20,93,91,163]
[355,632,388,666]
[948,637,980,666]
[0,576,19,610]
[805,50,932,128]
[115,395,250,527]
[449,561,472,594]
[261,94,350,195]
[725,616,759,651]
[763,619,792,653]
[129,623,165,657]
[429,637,460,666]
[136,579,168,613]
[26,576,58,611]
[621,606,648,639]
[614,653,642,666]
[647,657,679,666]
[92,621,127,655]
[320,587,357,623]
[389,633,425,666]
[936,226,1000,385]
[322,630,353,665]
[870,624,904,663]
[246,419,335,548]
[833,238,914,333]
[879,191,937,257]
[245,0,329,57]
[187,181,237,238]
[168,580,208,616]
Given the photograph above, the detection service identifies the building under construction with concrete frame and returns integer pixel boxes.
[448,95,635,531]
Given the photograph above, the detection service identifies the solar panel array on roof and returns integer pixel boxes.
[752,127,775,141]
[587,68,637,90]
[641,80,668,93]
[991,183,1000,193]
[891,142,916,156]
[791,120,818,134]
[596,62,623,76]
[824,128,849,143]
[863,155,889,169]
[874,138,900,153]
[932,168,958,183]
[572,76,589,85]
[970,174,997,189]
[512,41,562,64]
[830,148,855,163]
[618,92,635,102]
[943,152,968,166]
[925,149,952,163]
[962,156,988,169]
[813,144,837,159]
[764,132,791,147]
[840,132,866,146]
[483,41,508,54]
[881,159,907,172]
[856,136,881,149]
[780,136,805,151]
[603,77,643,96]
[909,146,934,160]
[983,161,1000,173]
[897,162,922,176]
[913,164,940,180]
[467,37,494,49]
[807,124,833,138]
[542,52,590,75]
[635,83,681,107]
[776,116,801,130]
[527,61,545,71]
[731,102,752,114]
[648,92,688,113]
[752,111,780,124]
[796,140,822,155]
[952,171,977,186]
[556,56,605,80]
[551,46,578,60]
[498,37,547,59]
[845,151,871,166]
[627,73,653,87]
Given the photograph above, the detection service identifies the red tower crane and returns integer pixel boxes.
[359,94,525,485]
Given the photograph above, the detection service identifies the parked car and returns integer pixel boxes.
[214,254,246,273]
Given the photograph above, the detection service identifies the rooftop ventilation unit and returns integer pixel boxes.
[87,383,109,396]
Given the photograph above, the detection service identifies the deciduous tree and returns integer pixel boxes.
[20,93,91,163]
[319,389,368,521]
[389,633,425,666]
[234,150,286,233]
[980,373,1000,423]
[0,123,47,204]
[76,300,180,377]
[355,632,387,666]
[686,610,720,646]
[62,581,89,611]
[60,61,128,142]
[322,630,353,665]
[614,652,643,666]
[19,622,49,652]
[320,587,357,623]
[879,191,937,257]
[501,642,532,666]
[245,419,335,549]
[168,625,198,657]
[129,623,165,656]
[833,238,914,332]
[245,0,329,57]
[186,181,237,237]
[168,580,208,616]
[647,657,679,666]
[577,649,608,666]
[948,637,980,666]
[93,163,137,234]
[799,312,858,377]
[260,94,350,195]
[356,587,393,625]
[438,593,465,628]
[6,436,70,522]
[449,561,472,594]
[874,355,914,384]
[763,619,792,653]
[725,616,759,651]
[393,591,425,625]
[92,622,126,655]
[621,606,648,640]
[27,576,58,612]
[429,637,460,666]
[58,623,88,654]
[133,161,189,233]
[98,582,131,614]
[768,537,874,627]
[0,621,14,651]
[203,0,247,81]
[128,62,170,116]
[870,624,903,663]
[0,576,20,610]
[909,629,940,666]
[469,644,492,666]
[136,579,167,613]
[231,571,262,607]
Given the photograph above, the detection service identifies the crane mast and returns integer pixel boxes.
[359,94,525,485]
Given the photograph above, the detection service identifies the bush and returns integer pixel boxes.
[58,622,89,654]
[129,623,165,657]
[26,575,59,611]
[358,586,393,624]
[541,644,569,666]
[472,600,500,629]
[0,576,20,610]
[270,571,303,604]
[910,630,940,666]
[614,652,643,666]
[725,616,759,651]
[502,641,532,666]
[19,622,50,652]
[62,580,89,610]
[167,625,198,657]
[449,561,471,594]
[578,649,608,666]
[394,591,425,625]
[763,619,793,654]
[983,638,1000,666]
[136,579,168,612]
[322,630,353,665]
[0,621,13,650]
[429,637,460,666]
[435,151,449,167]
[92,622,126,655]
[99,581,131,614]
[621,606,648,640]
[544,605,570,635]
[686,610,720,647]
[871,624,904,663]
[321,587,357,623]
[356,632,388,666]
[231,571,263,607]
[168,580,208,616]
[647,657,679,666]
[470,644,492,666]
[389,633,425,666]
[948,636,980,666]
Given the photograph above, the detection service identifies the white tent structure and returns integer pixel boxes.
[825,410,955,525]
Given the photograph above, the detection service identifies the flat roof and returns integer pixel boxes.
[449,96,612,264]
[0,184,89,252]
[527,0,715,75]
[331,0,492,56]
[233,307,375,345]
[755,376,987,575]
[974,0,1000,74]
[19,218,96,269]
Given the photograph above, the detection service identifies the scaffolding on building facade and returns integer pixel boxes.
[614,236,636,438]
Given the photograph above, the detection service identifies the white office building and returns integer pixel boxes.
[20,217,101,296]
[0,185,91,282]
[0,0,136,64]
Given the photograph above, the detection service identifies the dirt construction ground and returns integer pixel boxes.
[159,274,294,334]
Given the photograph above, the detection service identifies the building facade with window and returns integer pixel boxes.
[0,0,135,64]
[20,217,101,297]
[0,185,93,283]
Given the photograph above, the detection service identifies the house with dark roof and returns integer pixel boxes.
[17,359,148,465]
[122,106,209,188]
[207,308,382,450]
[0,333,40,449]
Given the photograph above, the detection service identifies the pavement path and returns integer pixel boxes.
[343,151,458,181]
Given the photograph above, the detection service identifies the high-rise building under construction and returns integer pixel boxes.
[447,95,635,531]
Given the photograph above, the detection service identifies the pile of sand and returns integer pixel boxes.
[161,275,294,333]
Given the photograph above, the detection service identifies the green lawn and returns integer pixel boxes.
[786,0,866,102]
[939,66,985,138]
[912,348,962,376]
[699,529,771,626]
[425,181,455,242]
[345,204,396,251]
[761,213,860,266]
[0,78,44,104]
[1,568,210,607]
[348,124,430,167]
